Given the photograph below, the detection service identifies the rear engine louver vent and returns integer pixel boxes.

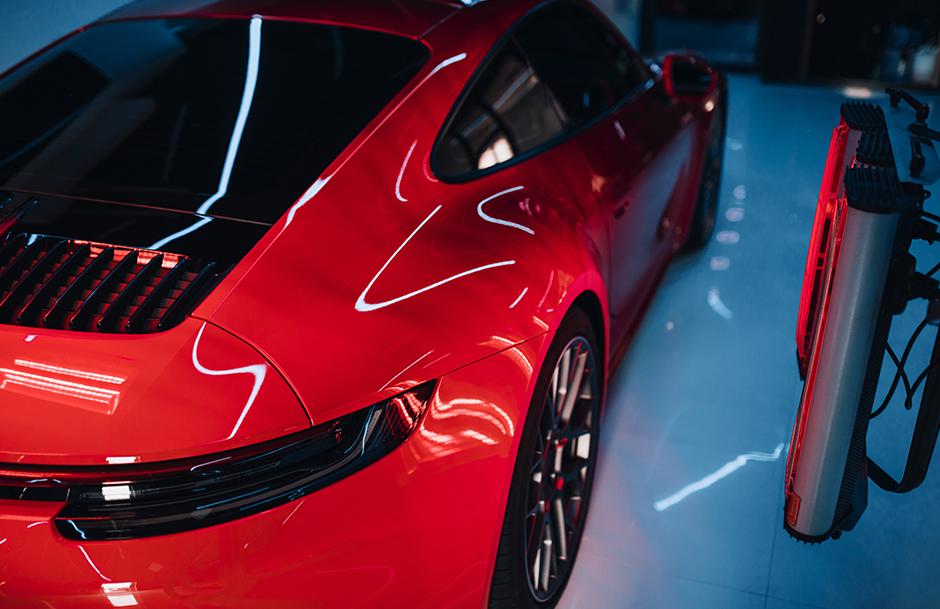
[0,234,220,333]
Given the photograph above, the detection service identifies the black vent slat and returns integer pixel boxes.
[126,258,190,333]
[0,239,67,319]
[17,244,91,324]
[0,229,220,333]
[0,237,47,301]
[97,253,163,332]
[158,262,218,331]
[43,247,115,328]
[0,234,27,274]
[69,250,139,331]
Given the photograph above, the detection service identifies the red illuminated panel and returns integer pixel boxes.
[786,192,849,523]
[787,119,858,523]
[796,120,855,377]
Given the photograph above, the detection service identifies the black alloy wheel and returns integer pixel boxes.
[489,308,602,609]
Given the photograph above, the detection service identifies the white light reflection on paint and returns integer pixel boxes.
[102,582,138,607]
[106,456,138,465]
[435,397,514,436]
[707,287,733,320]
[149,16,263,250]
[78,545,111,581]
[284,175,332,229]
[191,323,267,440]
[537,271,555,309]
[461,429,497,445]
[428,52,467,78]
[509,287,528,309]
[0,368,122,414]
[380,349,433,391]
[653,443,784,512]
[13,359,124,385]
[476,186,534,235]
[613,120,626,141]
[395,140,418,203]
[355,205,515,312]
[725,207,744,222]
[281,499,306,526]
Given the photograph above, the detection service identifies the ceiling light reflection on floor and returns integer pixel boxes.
[653,443,785,512]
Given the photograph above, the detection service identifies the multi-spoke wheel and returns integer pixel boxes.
[525,336,598,601]
[489,308,601,609]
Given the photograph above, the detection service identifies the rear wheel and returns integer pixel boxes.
[489,308,602,609]
[685,98,727,250]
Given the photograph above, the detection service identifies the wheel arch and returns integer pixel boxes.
[570,290,607,388]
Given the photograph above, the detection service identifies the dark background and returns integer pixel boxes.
[635,0,940,87]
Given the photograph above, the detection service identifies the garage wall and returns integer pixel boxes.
[0,1,131,73]
[592,0,642,47]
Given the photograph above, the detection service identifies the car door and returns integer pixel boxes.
[515,3,694,332]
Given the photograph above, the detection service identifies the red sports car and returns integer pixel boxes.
[0,1,724,607]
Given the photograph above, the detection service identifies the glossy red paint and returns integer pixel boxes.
[0,318,310,466]
[0,1,721,607]
[0,335,547,608]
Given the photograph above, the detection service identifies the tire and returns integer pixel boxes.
[489,307,603,609]
[685,95,727,250]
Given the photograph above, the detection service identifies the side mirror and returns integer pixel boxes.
[661,53,717,101]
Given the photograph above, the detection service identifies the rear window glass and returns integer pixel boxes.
[0,18,428,223]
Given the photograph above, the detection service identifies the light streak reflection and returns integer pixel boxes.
[355,204,515,312]
[476,186,534,235]
[395,140,418,203]
[191,322,267,440]
[653,443,784,512]
[149,15,263,250]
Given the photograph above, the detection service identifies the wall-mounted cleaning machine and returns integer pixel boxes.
[786,89,940,542]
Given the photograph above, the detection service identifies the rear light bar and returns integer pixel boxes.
[0,383,434,540]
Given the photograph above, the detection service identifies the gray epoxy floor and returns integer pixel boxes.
[560,76,940,609]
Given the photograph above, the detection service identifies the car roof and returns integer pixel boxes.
[102,0,467,39]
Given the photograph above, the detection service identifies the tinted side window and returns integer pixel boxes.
[434,42,565,178]
[515,4,649,126]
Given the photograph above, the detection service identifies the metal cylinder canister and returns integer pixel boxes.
[786,165,901,541]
